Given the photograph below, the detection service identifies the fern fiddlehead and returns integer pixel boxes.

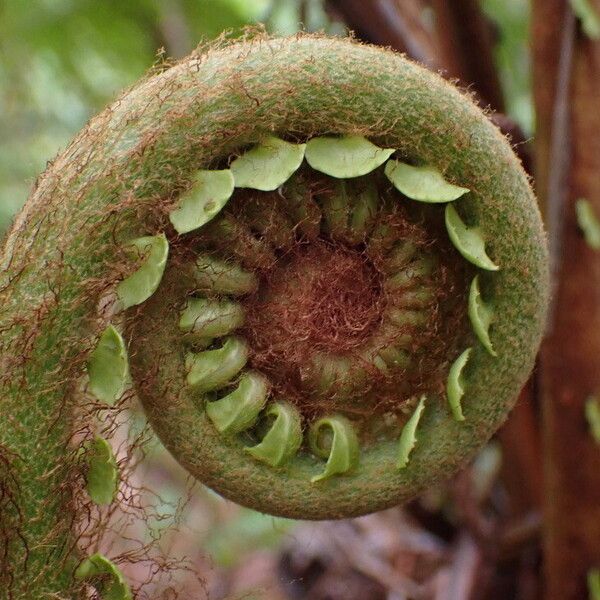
[0,34,548,598]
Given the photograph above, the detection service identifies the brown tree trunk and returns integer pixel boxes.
[533,1,600,598]
[429,0,505,110]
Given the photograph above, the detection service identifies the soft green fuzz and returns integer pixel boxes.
[384,160,469,203]
[447,348,472,422]
[85,436,118,506]
[468,276,497,356]
[589,568,600,600]
[308,415,360,482]
[397,395,426,470]
[87,325,129,405]
[186,336,248,392]
[206,371,269,435]
[305,135,394,178]
[169,170,234,234]
[230,136,306,191]
[116,234,169,310]
[576,199,600,250]
[75,553,132,600]
[194,255,258,295]
[445,204,499,271]
[179,297,244,339]
[570,0,600,39]
[245,402,302,467]
[585,396,600,445]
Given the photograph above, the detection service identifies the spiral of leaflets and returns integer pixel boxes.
[86,134,506,510]
[53,41,547,571]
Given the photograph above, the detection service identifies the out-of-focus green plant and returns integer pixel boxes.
[0,0,342,237]
[482,0,533,135]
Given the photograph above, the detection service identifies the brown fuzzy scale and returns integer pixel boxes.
[244,241,384,358]
[0,32,549,595]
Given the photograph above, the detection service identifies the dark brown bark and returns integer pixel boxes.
[326,0,440,67]
[533,1,600,598]
[430,0,505,111]
[497,384,543,514]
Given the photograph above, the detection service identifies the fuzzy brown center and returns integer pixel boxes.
[242,240,384,367]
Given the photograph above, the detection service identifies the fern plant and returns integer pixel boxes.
[0,34,548,599]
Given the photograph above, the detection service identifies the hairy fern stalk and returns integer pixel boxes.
[0,34,548,599]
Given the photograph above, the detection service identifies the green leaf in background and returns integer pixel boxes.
[576,199,600,250]
[204,509,294,568]
[0,0,342,234]
[570,0,600,39]
[481,0,533,134]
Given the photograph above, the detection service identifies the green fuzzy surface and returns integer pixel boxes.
[0,34,549,593]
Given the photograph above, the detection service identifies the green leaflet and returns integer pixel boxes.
[169,169,234,234]
[179,297,244,339]
[576,199,600,250]
[386,256,435,289]
[384,160,469,203]
[87,325,129,405]
[376,343,411,370]
[245,402,302,467]
[308,415,360,482]
[186,336,248,393]
[397,395,426,470]
[447,348,472,422]
[230,136,306,191]
[206,371,269,435]
[305,135,395,178]
[116,234,169,310]
[386,308,427,328]
[445,204,499,271]
[320,179,351,239]
[85,436,118,506]
[585,396,600,445]
[468,275,497,356]
[75,553,132,600]
[194,255,258,296]
[570,0,600,39]
[320,178,379,243]
[349,179,379,238]
[280,172,322,240]
[393,287,434,309]
[306,354,353,395]
[382,240,418,273]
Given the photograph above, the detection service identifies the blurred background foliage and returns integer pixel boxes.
[0,0,529,236]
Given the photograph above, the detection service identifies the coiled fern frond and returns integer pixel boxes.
[0,33,548,598]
